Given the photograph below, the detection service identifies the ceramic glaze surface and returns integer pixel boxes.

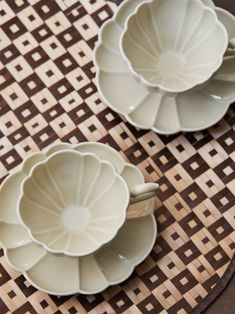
[121,0,228,92]
[0,142,157,295]
[18,151,129,257]
[94,0,235,134]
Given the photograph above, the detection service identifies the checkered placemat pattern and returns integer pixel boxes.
[0,0,234,313]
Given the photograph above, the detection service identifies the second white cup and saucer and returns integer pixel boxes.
[0,142,158,295]
[94,0,235,135]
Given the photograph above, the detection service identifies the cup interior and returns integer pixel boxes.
[18,151,129,257]
[121,0,228,92]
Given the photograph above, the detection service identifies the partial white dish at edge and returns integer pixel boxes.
[94,0,235,135]
[0,142,157,295]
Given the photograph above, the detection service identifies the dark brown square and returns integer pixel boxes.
[152,147,177,172]
[8,290,16,299]
[171,232,180,240]
[79,51,85,57]
[208,217,233,242]
[209,149,217,157]
[155,204,175,232]
[163,290,171,299]
[203,209,211,217]
[172,269,197,294]
[202,237,210,244]
[15,275,37,297]
[1,16,27,40]
[33,0,60,19]
[134,288,141,295]
[50,78,73,100]
[1,44,20,65]
[157,176,177,203]
[50,42,57,49]
[141,265,167,290]
[24,145,30,152]
[205,245,230,270]
[57,27,82,48]
[176,240,200,265]
[5,121,13,128]
[32,122,39,129]
[8,0,29,11]
[120,132,128,140]
[180,182,207,209]
[146,164,155,174]
[151,236,171,262]
[15,100,39,123]
[91,4,113,27]
[88,124,96,132]
[28,14,35,21]
[59,122,66,129]
[10,93,18,101]
[175,202,183,211]
[214,158,235,184]
[109,291,133,313]
[46,70,53,77]
[40,300,48,309]
[15,64,22,72]
[198,265,205,273]
[68,307,77,314]
[148,140,155,148]
[179,212,203,237]
[23,40,29,46]
[182,153,209,179]
[168,298,192,314]
[137,295,164,314]
[25,46,49,68]
[168,262,175,270]
[176,144,184,152]
[82,23,89,30]
[124,142,149,165]
[20,73,45,97]
[206,180,214,188]
[31,24,53,42]
[218,130,234,154]
[54,52,78,74]
[211,188,234,213]
[175,174,181,181]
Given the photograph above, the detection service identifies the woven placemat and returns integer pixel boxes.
[0,0,234,313]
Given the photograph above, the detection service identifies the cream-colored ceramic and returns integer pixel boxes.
[18,150,158,257]
[94,0,235,134]
[121,0,228,93]
[0,142,157,295]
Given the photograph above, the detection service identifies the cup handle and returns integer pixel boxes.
[130,183,158,204]
[226,39,235,56]
[126,183,158,219]
[229,38,235,49]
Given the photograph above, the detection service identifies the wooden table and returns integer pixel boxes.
[0,0,234,313]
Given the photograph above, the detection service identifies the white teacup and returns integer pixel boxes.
[120,0,228,93]
[18,151,158,257]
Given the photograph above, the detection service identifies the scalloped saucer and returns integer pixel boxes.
[0,142,157,295]
[94,0,235,134]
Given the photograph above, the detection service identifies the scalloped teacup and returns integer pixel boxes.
[120,0,228,93]
[17,150,158,257]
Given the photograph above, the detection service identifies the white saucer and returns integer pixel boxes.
[94,0,235,135]
[0,142,157,295]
